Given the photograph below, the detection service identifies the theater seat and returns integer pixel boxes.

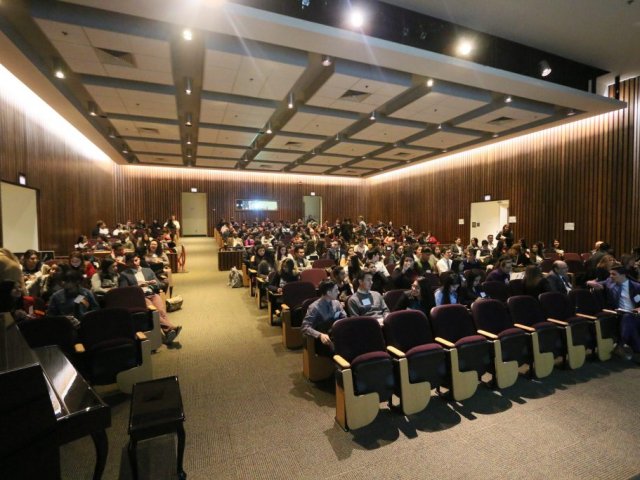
[300,268,329,289]
[280,282,317,349]
[382,289,406,312]
[302,334,335,382]
[383,310,446,415]
[482,281,510,303]
[332,317,394,431]
[569,289,618,361]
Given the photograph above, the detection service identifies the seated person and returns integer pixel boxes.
[396,277,435,316]
[436,249,454,273]
[268,258,300,294]
[331,266,353,303]
[68,250,96,281]
[94,234,111,251]
[391,255,420,289]
[91,258,119,298]
[459,269,486,306]
[346,271,390,320]
[21,249,43,293]
[522,264,551,297]
[291,246,311,271]
[434,273,461,306]
[47,270,100,327]
[486,255,513,284]
[462,249,482,271]
[547,260,573,294]
[226,232,244,249]
[301,280,347,354]
[119,253,181,344]
[145,239,171,291]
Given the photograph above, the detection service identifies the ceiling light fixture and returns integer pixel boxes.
[186,135,192,145]
[456,38,474,56]
[426,78,434,87]
[182,29,193,41]
[53,59,65,79]
[266,122,272,134]
[185,113,192,127]
[122,145,129,154]
[505,96,513,103]
[321,55,332,67]
[348,9,365,28]
[186,148,193,158]
[567,109,576,116]
[88,101,98,117]
[539,60,552,77]
[287,93,294,109]
[335,133,341,141]
[108,127,116,139]
[442,149,448,153]
[185,77,192,95]
[492,133,499,138]
[437,124,442,130]
[369,111,376,121]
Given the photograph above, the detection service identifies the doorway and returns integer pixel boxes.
[181,192,207,236]
[303,195,322,223]
[470,200,509,244]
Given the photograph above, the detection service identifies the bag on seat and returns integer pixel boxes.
[228,267,244,288]
[166,295,184,312]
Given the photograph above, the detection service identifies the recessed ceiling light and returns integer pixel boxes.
[266,122,272,134]
[185,113,192,127]
[505,96,513,103]
[426,78,434,87]
[369,111,376,121]
[492,133,499,138]
[539,60,552,77]
[321,55,332,67]
[186,135,192,145]
[53,60,65,79]
[287,93,294,109]
[88,101,97,116]
[348,9,365,28]
[567,109,576,116]
[108,128,116,139]
[185,77,192,95]
[182,29,193,41]
[456,39,474,56]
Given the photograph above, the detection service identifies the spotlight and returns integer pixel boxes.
[287,93,294,109]
[492,133,499,138]
[185,113,192,127]
[335,133,341,141]
[186,135,192,145]
[53,60,65,79]
[311,148,316,155]
[88,101,98,116]
[505,96,513,103]
[369,111,376,121]
[321,55,332,67]
[437,124,442,130]
[266,122,272,134]
[348,8,365,28]
[567,109,576,116]
[456,39,474,56]
[539,60,552,77]
[185,77,192,95]
[122,145,129,154]
[186,148,193,158]
[182,29,193,41]
[426,78,434,87]
[442,149,448,153]
[108,127,116,139]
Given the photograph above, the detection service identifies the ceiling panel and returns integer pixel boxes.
[374,147,432,160]
[198,128,256,145]
[126,140,181,154]
[350,159,401,169]
[200,99,274,128]
[86,86,176,119]
[456,105,553,132]
[332,167,371,176]
[198,145,245,158]
[282,112,355,136]
[137,154,183,165]
[290,165,332,173]
[112,119,181,140]
[253,151,301,163]
[350,122,423,143]
[266,134,324,151]
[410,130,483,149]
[307,73,407,113]
[390,90,490,124]
[246,162,286,172]
[323,141,380,157]
[306,155,350,166]
[196,158,237,169]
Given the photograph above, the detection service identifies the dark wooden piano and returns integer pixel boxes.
[0,312,111,479]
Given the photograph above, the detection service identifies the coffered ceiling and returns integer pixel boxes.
[0,0,626,177]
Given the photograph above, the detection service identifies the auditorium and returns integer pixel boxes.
[1,1,640,479]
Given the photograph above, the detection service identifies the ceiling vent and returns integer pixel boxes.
[138,127,160,135]
[94,47,137,68]
[393,151,410,157]
[284,141,303,148]
[487,116,515,126]
[339,89,372,103]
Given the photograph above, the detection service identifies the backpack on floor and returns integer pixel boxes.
[228,267,244,288]
[166,295,183,312]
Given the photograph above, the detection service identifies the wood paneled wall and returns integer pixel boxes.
[0,84,116,253]
[368,77,640,255]
[114,166,367,235]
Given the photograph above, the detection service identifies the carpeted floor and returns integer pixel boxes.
[61,237,640,479]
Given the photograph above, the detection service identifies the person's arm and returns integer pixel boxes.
[434,289,444,306]
[378,294,390,317]
[301,303,321,339]
[346,296,360,316]
[85,290,100,311]
[47,294,60,316]
[91,274,106,294]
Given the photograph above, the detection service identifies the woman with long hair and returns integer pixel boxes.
[434,273,461,306]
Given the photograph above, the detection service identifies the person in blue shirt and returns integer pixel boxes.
[434,273,461,306]
[47,269,99,327]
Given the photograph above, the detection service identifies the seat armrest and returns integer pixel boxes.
[576,313,597,320]
[256,277,267,285]
[386,345,406,358]
[281,303,290,311]
[74,343,86,354]
[477,329,498,340]
[547,318,569,326]
[248,269,257,275]
[602,309,617,314]
[147,304,157,311]
[514,323,535,332]
[136,331,147,341]
[333,354,351,369]
[435,337,455,348]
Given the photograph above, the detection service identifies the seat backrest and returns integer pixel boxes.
[423,272,441,288]
[18,316,77,353]
[383,289,406,312]
[385,263,395,275]
[482,281,510,302]
[430,304,476,343]
[282,281,317,309]
[300,268,328,288]
[383,310,434,352]
[103,286,147,311]
[563,252,581,262]
[539,291,574,320]
[543,253,560,261]
[290,296,319,327]
[565,259,585,274]
[568,288,603,315]
[509,278,525,296]
[332,316,386,363]
[312,259,335,269]
[507,295,547,327]
[471,298,513,334]
[580,252,592,262]
[79,308,135,348]
[540,258,554,273]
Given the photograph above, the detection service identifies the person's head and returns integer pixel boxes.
[281,258,295,273]
[100,257,117,275]
[597,254,616,270]
[487,234,494,242]
[455,237,462,245]
[609,264,628,285]
[620,254,635,270]
[470,237,478,246]
[524,264,543,284]
[330,240,339,250]
[434,246,441,255]
[465,269,483,288]
[68,251,83,269]
[442,273,461,294]
[319,280,339,300]
[332,265,347,282]
[149,239,161,253]
[358,237,366,246]
[451,259,464,274]
[502,224,510,232]
[366,249,380,262]
[125,252,140,268]
[256,245,266,257]
[443,249,452,259]
[552,260,569,276]
[497,255,513,274]
[466,249,477,261]
[552,239,560,248]
[22,249,40,270]
[401,255,415,271]
[62,269,83,294]
[295,246,305,258]
[481,240,489,247]
[357,271,373,291]
[594,240,604,251]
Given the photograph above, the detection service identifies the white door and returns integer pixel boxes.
[181,192,207,236]
[303,196,322,223]
[470,200,509,243]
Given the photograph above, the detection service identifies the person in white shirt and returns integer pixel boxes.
[164,214,181,242]
[354,237,369,257]
[436,249,453,273]
[486,234,496,251]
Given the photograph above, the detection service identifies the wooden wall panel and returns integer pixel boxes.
[114,166,367,235]
[368,77,640,255]
[0,82,115,254]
